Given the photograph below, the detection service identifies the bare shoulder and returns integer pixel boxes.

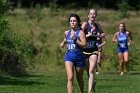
[81,22,88,31]
[82,22,88,27]
[126,31,131,35]
[64,30,69,35]
[79,30,85,36]
[114,32,119,36]
[116,32,119,34]
[82,22,88,25]
[80,30,85,33]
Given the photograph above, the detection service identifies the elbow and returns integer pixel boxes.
[112,40,115,43]
[82,41,87,48]
[82,43,86,49]
[112,38,117,43]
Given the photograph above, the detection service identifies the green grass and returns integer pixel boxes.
[3,8,140,93]
[95,72,140,93]
[6,8,140,72]
[0,71,140,93]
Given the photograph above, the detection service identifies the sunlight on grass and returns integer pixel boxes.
[0,72,140,93]
[7,8,140,73]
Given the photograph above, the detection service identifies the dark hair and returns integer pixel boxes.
[119,22,126,31]
[68,14,82,30]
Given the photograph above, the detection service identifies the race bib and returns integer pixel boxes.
[86,41,95,48]
[67,44,76,49]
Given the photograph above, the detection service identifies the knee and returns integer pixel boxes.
[67,76,73,82]
[124,61,128,63]
[124,59,128,62]
[119,59,123,63]
[119,61,123,63]
[97,60,101,64]
[88,72,94,78]
[89,70,94,75]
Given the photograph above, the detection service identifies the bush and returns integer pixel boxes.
[0,0,37,76]
[117,1,132,18]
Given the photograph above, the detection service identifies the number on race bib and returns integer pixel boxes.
[86,41,95,48]
[67,44,76,49]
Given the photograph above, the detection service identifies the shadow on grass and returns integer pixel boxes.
[128,71,140,75]
[100,71,140,76]
[18,74,44,77]
[97,83,125,88]
[0,75,45,86]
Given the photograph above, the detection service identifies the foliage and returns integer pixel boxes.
[0,34,37,75]
[0,0,10,15]
[128,44,140,70]
[9,0,140,10]
[26,4,44,22]
[0,0,37,75]
[6,7,140,73]
[47,0,60,17]
[117,1,132,18]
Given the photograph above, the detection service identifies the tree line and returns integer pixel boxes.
[11,0,140,10]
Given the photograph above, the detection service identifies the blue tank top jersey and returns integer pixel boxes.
[84,22,99,53]
[65,30,84,59]
[117,31,128,49]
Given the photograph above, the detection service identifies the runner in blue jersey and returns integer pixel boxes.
[82,9,106,93]
[60,14,86,93]
[112,23,132,75]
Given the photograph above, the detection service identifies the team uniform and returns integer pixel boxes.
[64,30,85,67]
[83,22,100,58]
[117,31,128,53]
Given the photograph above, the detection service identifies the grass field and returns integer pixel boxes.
[0,71,140,93]
[7,8,140,72]
[2,8,140,93]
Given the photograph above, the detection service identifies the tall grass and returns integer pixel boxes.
[7,8,140,73]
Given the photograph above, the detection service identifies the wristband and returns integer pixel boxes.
[73,37,77,42]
